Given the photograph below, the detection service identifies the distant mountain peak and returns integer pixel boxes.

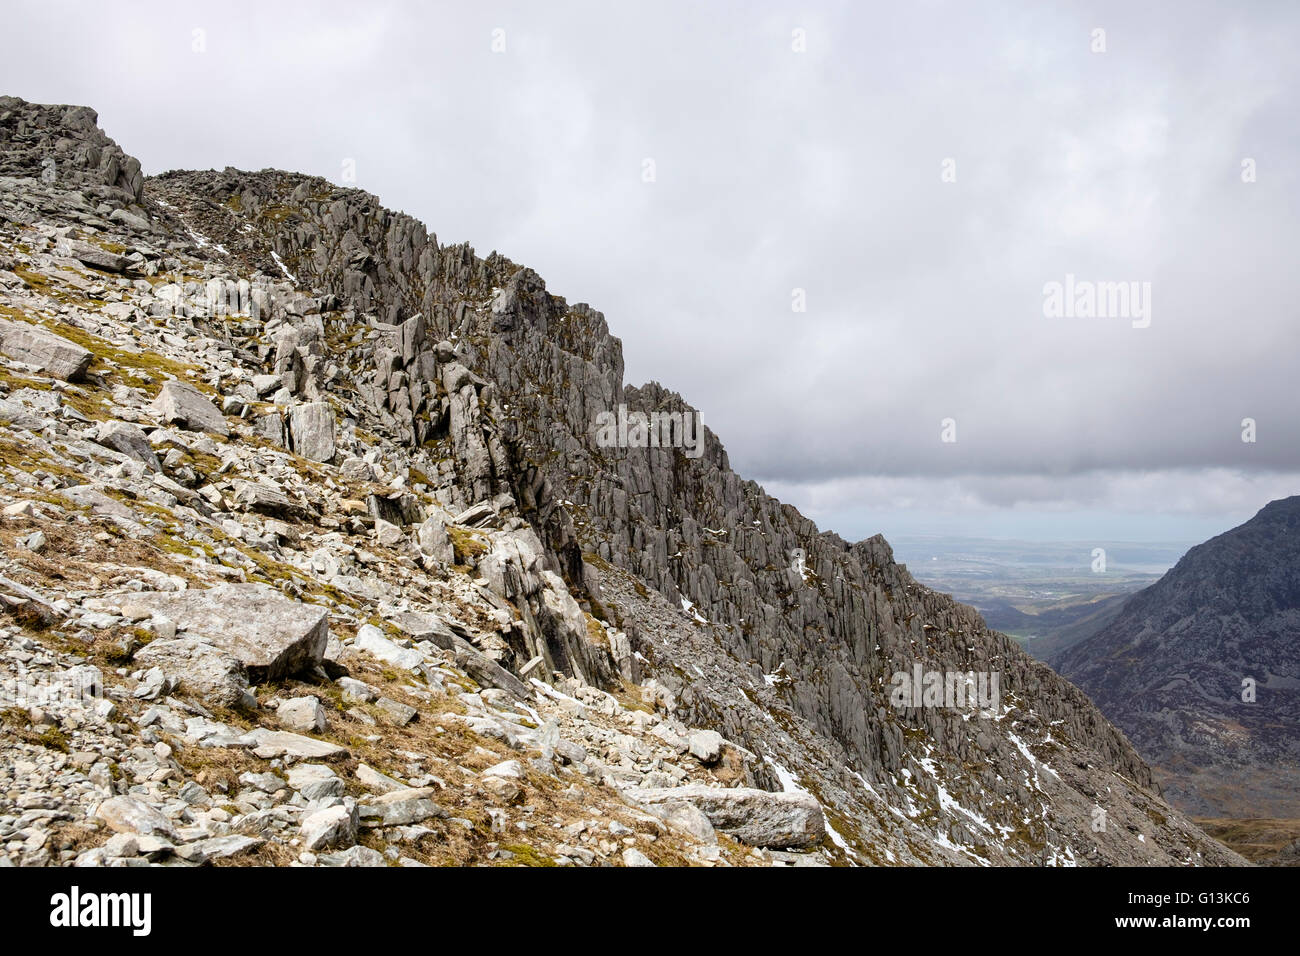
[1059,494,1300,819]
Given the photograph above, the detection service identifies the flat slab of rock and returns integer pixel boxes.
[119,584,328,683]
[150,379,229,436]
[187,834,262,860]
[0,317,93,380]
[630,785,824,849]
[244,728,349,761]
[62,238,128,272]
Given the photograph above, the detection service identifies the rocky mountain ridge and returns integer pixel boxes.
[0,95,1243,866]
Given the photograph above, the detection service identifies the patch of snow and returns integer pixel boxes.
[679,597,708,624]
[932,829,991,866]
[1045,844,1078,866]
[916,755,992,834]
[270,249,297,283]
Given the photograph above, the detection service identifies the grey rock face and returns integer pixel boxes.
[415,513,453,564]
[120,584,328,683]
[0,96,1245,869]
[129,156,1233,866]
[0,318,93,380]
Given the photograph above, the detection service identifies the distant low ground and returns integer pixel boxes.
[890,535,1190,661]
[1194,818,1300,865]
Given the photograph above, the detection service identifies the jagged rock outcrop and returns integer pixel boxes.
[0,97,144,208]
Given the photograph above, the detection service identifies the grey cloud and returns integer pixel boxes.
[4,0,1296,535]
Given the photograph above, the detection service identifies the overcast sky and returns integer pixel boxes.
[5,1,1298,545]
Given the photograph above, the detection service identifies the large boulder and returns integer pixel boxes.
[119,584,328,683]
[629,786,824,849]
[94,419,161,471]
[150,379,229,436]
[0,97,144,203]
[0,318,93,381]
[688,729,724,765]
[289,401,335,462]
[60,238,128,272]
[134,638,250,708]
[94,797,179,841]
[352,623,424,671]
[359,788,447,826]
[300,802,357,851]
